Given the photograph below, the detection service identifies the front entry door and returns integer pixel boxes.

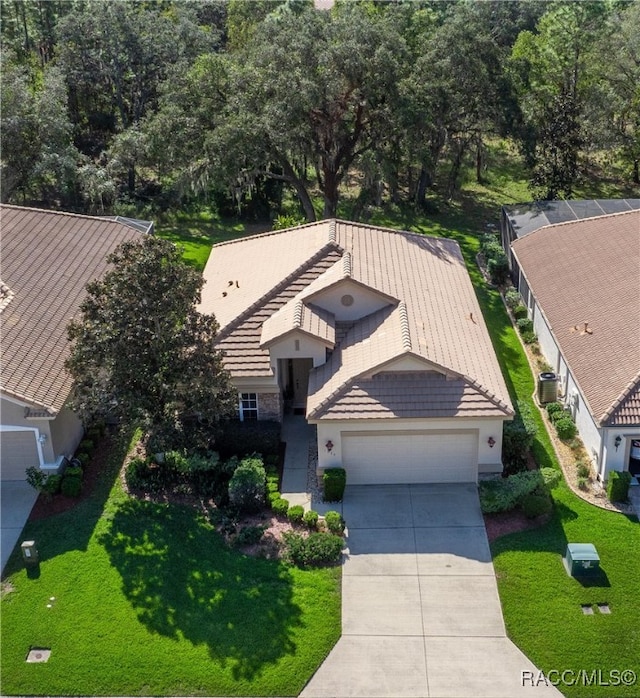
[291,358,314,411]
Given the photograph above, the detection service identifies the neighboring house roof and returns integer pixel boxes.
[511,209,640,426]
[200,220,513,420]
[0,205,147,414]
[503,199,640,239]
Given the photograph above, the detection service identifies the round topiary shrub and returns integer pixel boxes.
[267,490,281,504]
[287,505,304,524]
[61,476,82,497]
[555,416,577,441]
[521,493,552,519]
[74,452,90,467]
[271,497,289,516]
[303,509,319,530]
[228,456,266,513]
[324,510,345,535]
[65,465,83,479]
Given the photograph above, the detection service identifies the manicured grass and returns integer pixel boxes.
[0,431,341,697]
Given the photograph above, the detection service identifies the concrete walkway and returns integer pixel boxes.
[301,484,562,698]
[1,481,38,575]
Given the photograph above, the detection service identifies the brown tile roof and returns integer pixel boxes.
[511,209,640,426]
[315,371,511,419]
[260,299,335,348]
[201,221,512,419]
[0,205,145,412]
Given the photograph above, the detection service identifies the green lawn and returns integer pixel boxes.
[0,431,341,696]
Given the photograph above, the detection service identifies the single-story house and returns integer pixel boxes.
[503,204,640,482]
[198,219,513,485]
[0,205,149,481]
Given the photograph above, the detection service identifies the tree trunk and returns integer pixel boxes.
[414,165,431,208]
[633,159,639,185]
[475,136,484,184]
[127,165,135,194]
[322,167,339,219]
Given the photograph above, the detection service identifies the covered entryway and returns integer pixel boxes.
[341,431,477,484]
[0,430,39,481]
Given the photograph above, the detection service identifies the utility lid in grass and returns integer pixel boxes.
[581,605,594,615]
[597,603,611,614]
[26,648,51,663]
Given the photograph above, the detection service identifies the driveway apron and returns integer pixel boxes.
[1,481,38,575]
[300,484,562,698]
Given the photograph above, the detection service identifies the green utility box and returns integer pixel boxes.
[564,543,600,577]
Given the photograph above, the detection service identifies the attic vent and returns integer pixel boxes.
[398,302,411,351]
[342,252,352,278]
[328,219,337,242]
[341,294,354,307]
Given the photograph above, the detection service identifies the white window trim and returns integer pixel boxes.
[238,392,258,422]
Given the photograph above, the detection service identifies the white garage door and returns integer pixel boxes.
[1,431,39,480]
[341,431,477,484]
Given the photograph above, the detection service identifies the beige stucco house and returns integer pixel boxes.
[503,205,640,482]
[199,220,513,484]
[0,205,148,481]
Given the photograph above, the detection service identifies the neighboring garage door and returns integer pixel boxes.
[0,431,39,480]
[341,431,477,484]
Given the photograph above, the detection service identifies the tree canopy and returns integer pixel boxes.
[2,0,638,217]
[66,236,236,450]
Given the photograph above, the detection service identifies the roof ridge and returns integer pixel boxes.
[328,219,337,242]
[463,377,514,416]
[342,251,352,278]
[0,203,142,228]
[512,207,640,242]
[293,299,304,328]
[211,220,329,249]
[398,301,412,351]
[599,370,640,424]
[216,241,342,339]
[334,218,456,246]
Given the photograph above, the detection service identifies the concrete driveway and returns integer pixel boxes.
[1,481,38,575]
[301,484,561,698]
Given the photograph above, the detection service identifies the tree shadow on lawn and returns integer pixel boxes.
[98,497,302,680]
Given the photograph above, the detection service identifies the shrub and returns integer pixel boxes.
[516,318,534,334]
[546,402,564,418]
[480,233,502,259]
[86,427,102,444]
[577,462,591,479]
[607,470,632,502]
[502,401,537,474]
[61,476,82,497]
[271,497,289,516]
[521,330,537,344]
[79,439,94,454]
[284,532,343,567]
[303,509,319,530]
[324,510,345,535]
[42,473,62,495]
[125,457,150,490]
[65,466,83,480]
[267,490,282,504]
[550,408,568,424]
[555,416,577,441]
[521,494,552,519]
[216,420,281,458]
[234,525,266,547]
[512,304,528,320]
[539,467,562,489]
[504,288,521,309]
[323,468,347,502]
[228,456,266,512]
[487,254,510,285]
[479,470,549,513]
[74,452,90,467]
[287,505,305,524]
[577,476,589,490]
[25,466,47,493]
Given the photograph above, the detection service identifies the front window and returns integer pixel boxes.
[239,393,258,421]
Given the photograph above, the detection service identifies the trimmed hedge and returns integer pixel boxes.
[323,468,346,502]
[479,468,559,514]
[216,420,281,458]
[271,497,289,516]
[303,509,319,530]
[287,505,305,524]
[607,471,632,502]
[284,532,343,567]
[545,402,564,418]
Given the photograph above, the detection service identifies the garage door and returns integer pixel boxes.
[341,431,477,484]
[0,431,39,480]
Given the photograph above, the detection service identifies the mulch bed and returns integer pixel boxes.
[28,432,114,521]
[483,509,551,544]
